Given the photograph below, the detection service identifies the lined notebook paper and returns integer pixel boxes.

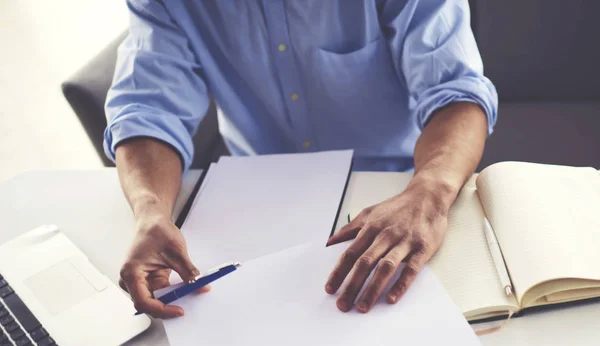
[429,176,518,318]
[476,162,600,306]
[164,242,480,346]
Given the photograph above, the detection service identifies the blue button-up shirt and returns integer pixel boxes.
[104,0,497,172]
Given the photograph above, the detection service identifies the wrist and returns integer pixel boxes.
[406,172,460,215]
[130,192,172,221]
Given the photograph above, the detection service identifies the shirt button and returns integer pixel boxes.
[303,140,312,148]
[278,43,287,52]
[291,93,299,101]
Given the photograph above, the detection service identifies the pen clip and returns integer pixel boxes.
[190,262,242,283]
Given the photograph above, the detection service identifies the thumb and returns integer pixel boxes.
[327,218,362,246]
[164,249,201,283]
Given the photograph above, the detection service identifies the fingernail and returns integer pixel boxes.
[325,285,334,294]
[388,294,397,303]
[357,302,368,313]
[336,300,350,312]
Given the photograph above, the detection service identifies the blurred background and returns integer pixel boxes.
[1,0,599,182]
[0,1,127,181]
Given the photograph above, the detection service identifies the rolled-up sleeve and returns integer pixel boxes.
[104,0,210,170]
[385,0,498,134]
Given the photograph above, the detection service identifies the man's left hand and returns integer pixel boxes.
[324,179,451,313]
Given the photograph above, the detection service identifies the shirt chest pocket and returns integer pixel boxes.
[310,37,407,114]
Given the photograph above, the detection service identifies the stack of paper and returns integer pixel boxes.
[164,242,480,345]
[162,151,478,345]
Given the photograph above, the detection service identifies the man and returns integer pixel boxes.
[106,0,497,319]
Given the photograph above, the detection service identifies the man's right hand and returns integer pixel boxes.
[119,211,202,319]
[114,138,203,318]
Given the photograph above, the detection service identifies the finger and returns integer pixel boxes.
[387,249,430,303]
[192,284,212,295]
[163,249,201,283]
[325,227,377,295]
[335,232,395,312]
[127,280,184,318]
[119,278,128,292]
[121,267,183,318]
[327,217,363,246]
[148,275,171,291]
[356,241,411,313]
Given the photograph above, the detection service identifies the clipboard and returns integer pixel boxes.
[174,157,353,240]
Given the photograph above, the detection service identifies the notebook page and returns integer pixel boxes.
[164,242,480,346]
[428,176,519,317]
[345,173,518,317]
[476,162,600,306]
[180,150,353,270]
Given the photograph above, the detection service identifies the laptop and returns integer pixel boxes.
[0,225,150,346]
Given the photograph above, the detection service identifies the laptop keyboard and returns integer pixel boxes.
[0,273,56,346]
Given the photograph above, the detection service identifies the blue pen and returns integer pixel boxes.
[135,262,241,315]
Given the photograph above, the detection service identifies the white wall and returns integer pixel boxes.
[0,0,129,181]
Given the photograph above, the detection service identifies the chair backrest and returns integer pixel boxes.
[62,32,225,169]
[62,33,126,166]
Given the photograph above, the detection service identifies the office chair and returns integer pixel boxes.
[61,32,227,169]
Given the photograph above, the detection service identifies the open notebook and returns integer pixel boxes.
[349,162,600,321]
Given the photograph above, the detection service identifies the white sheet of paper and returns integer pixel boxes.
[164,242,480,346]
[187,162,219,215]
[179,150,353,270]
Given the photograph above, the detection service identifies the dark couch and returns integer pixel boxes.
[63,1,600,171]
[473,0,600,169]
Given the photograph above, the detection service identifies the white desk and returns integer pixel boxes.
[0,170,598,345]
